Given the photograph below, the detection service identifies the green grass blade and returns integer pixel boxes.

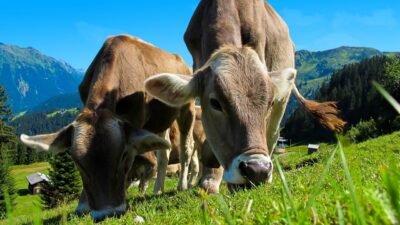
[338,140,366,225]
[382,167,400,222]
[280,188,292,225]
[306,145,339,209]
[336,201,344,225]
[372,81,400,114]
[274,159,298,219]
[216,195,235,225]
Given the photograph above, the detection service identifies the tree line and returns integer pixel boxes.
[0,86,81,216]
[283,55,400,143]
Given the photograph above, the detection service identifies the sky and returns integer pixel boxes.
[1,0,399,70]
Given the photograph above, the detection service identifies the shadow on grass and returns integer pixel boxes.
[17,189,30,196]
[282,157,320,171]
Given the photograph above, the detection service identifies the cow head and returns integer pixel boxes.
[145,46,296,188]
[20,108,169,221]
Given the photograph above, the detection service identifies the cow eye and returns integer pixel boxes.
[210,98,223,112]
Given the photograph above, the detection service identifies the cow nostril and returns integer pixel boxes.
[238,160,272,184]
[239,161,249,177]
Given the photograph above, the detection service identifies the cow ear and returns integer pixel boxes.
[145,72,203,107]
[20,124,73,153]
[127,128,170,154]
[269,68,297,102]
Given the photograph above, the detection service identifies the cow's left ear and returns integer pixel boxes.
[145,72,203,107]
[126,127,170,154]
[268,68,297,102]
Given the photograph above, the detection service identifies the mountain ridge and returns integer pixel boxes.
[0,43,84,112]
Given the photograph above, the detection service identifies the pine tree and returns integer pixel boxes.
[0,86,16,218]
[41,151,81,208]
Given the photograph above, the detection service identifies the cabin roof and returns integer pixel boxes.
[308,144,320,149]
[278,137,288,142]
[26,172,50,185]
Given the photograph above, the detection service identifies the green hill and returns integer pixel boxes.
[283,55,400,142]
[283,47,399,125]
[10,109,79,136]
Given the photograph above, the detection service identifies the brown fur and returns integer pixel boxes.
[182,0,344,192]
[302,100,346,132]
[21,35,196,220]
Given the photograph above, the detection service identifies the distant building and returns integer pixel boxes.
[275,137,288,154]
[308,144,320,155]
[26,172,50,195]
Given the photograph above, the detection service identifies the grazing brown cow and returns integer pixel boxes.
[128,152,157,193]
[145,0,345,192]
[20,34,195,221]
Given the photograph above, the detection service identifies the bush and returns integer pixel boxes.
[41,151,81,208]
[346,118,378,143]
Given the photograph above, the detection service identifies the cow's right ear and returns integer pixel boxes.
[145,72,203,107]
[20,124,73,153]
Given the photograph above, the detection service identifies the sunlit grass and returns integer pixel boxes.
[2,133,400,224]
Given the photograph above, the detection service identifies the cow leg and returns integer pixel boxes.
[199,166,223,194]
[188,149,200,188]
[153,129,171,194]
[177,102,195,191]
[74,189,90,215]
[139,179,150,194]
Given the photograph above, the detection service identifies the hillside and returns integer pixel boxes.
[10,108,79,136]
[283,55,400,142]
[28,93,82,113]
[0,43,83,112]
[3,131,400,224]
[283,47,399,125]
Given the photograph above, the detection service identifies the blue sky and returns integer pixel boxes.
[1,0,399,70]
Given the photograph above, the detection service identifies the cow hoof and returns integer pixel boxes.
[199,181,220,194]
[178,184,188,191]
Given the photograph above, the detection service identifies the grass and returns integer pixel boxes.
[1,131,399,224]
[46,108,79,118]
[9,162,50,219]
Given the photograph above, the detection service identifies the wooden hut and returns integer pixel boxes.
[275,137,288,154]
[308,144,320,155]
[26,172,50,195]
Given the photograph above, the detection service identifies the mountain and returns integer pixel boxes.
[295,46,383,81]
[282,46,398,125]
[0,43,83,112]
[283,55,400,142]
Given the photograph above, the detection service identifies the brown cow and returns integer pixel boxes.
[145,0,345,192]
[128,152,157,193]
[20,35,195,221]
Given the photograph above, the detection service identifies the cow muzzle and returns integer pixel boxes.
[223,154,272,185]
[90,203,127,222]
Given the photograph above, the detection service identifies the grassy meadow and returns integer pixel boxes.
[1,132,400,224]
